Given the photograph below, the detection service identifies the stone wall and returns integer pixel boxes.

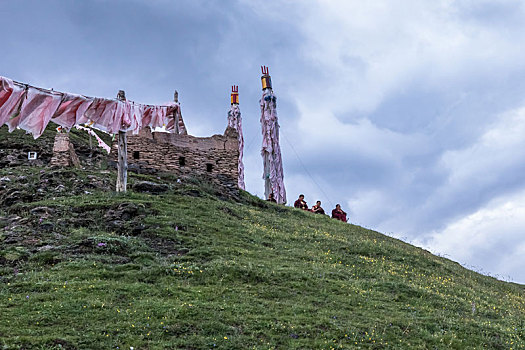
[1,126,109,169]
[112,127,240,190]
[49,132,80,167]
[0,126,53,168]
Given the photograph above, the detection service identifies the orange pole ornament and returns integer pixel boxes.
[261,66,272,90]
[231,85,239,105]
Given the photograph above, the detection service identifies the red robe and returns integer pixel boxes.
[311,205,325,215]
[294,199,308,210]
[331,209,347,222]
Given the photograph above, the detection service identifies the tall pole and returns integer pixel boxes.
[260,66,286,204]
[116,90,128,192]
[228,85,245,190]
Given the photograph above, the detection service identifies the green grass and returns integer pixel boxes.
[0,166,524,349]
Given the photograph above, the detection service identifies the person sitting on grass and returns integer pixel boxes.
[331,204,347,222]
[311,200,325,215]
[267,193,277,203]
[294,194,308,210]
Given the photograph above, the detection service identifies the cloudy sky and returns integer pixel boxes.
[2,0,525,283]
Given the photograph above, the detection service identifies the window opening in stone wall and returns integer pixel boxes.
[28,152,37,160]
[133,151,140,160]
[206,163,213,172]
[179,156,186,166]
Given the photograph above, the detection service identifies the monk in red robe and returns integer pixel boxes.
[331,204,347,222]
[294,194,308,210]
[311,200,325,215]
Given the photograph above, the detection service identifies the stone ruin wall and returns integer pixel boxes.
[112,127,240,190]
[0,126,107,169]
[0,127,53,168]
[0,124,241,191]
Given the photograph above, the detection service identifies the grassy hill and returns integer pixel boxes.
[0,128,524,349]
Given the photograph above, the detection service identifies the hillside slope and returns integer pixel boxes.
[0,130,524,349]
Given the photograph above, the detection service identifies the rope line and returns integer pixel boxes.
[281,133,335,209]
[244,135,257,153]
[11,79,174,108]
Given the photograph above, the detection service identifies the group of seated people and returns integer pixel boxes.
[292,194,348,222]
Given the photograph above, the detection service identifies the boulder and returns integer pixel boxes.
[132,181,169,194]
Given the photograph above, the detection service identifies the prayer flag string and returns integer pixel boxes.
[0,75,184,139]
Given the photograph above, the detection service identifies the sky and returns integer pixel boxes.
[1,0,524,283]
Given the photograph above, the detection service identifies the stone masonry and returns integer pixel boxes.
[111,127,240,190]
[49,132,80,167]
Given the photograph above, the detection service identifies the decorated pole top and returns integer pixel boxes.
[261,66,272,90]
[231,85,239,105]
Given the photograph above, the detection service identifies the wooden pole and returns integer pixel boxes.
[89,133,93,157]
[116,90,128,192]
[173,90,180,134]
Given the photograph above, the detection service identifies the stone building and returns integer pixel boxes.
[0,86,242,192]
[1,122,241,191]
[111,126,240,190]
